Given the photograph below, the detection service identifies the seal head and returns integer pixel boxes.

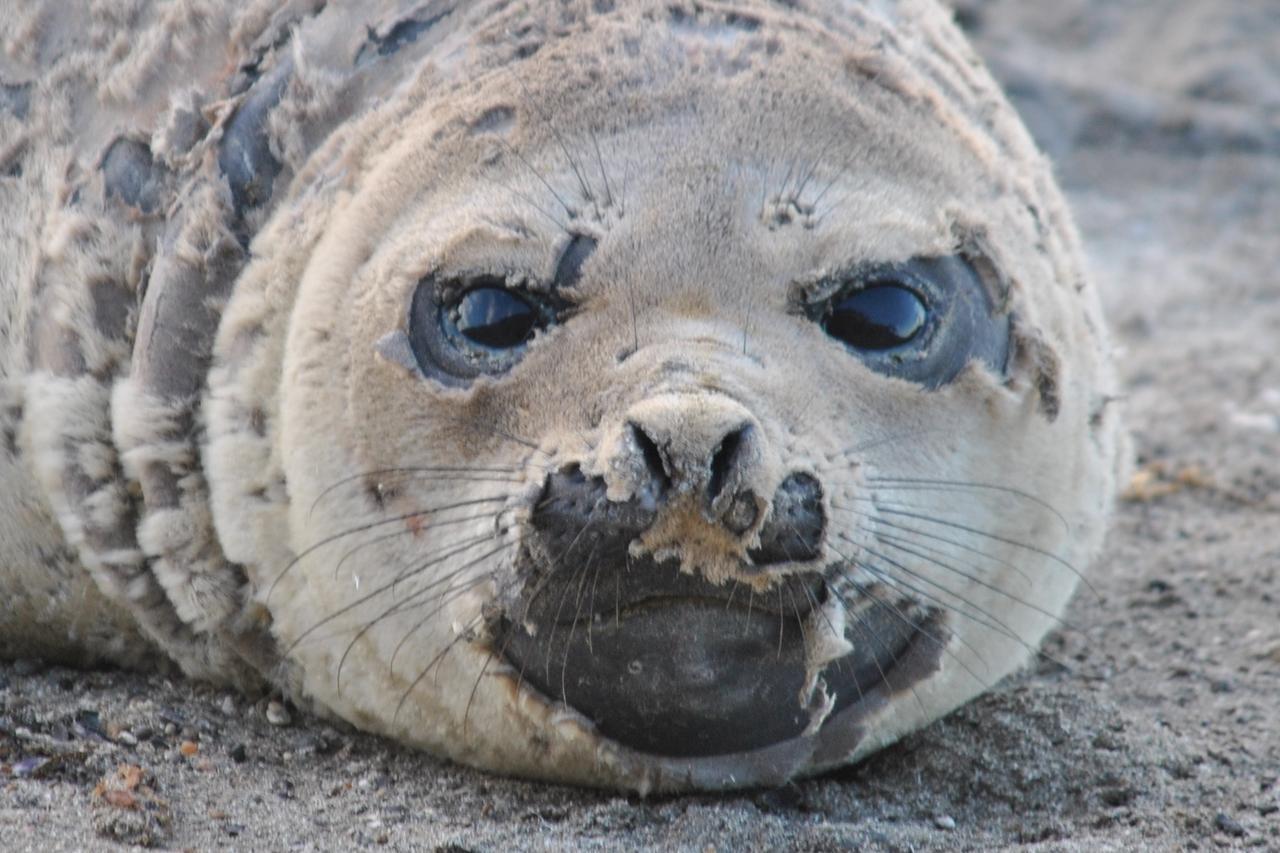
[216,1,1122,791]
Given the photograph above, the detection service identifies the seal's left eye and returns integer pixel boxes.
[825,285,927,351]
[806,256,1009,389]
[454,287,538,349]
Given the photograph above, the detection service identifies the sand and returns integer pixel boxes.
[2,1,1278,849]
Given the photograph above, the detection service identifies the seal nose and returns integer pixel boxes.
[628,420,750,505]
[624,394,756,517]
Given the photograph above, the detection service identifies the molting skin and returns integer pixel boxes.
[0,0,1125,792]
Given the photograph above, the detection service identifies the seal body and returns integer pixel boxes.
[0,0,1125,792]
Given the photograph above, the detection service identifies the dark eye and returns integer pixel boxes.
[453,286,538,349]
[824,285,927,351]
[809,256,1009,389]
[408,275,560,386]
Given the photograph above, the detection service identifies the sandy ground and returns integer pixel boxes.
[3,1,1278,850]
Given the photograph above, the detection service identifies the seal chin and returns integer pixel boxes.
[492,557,930,760]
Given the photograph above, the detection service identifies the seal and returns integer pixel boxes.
[0,0,1126,792]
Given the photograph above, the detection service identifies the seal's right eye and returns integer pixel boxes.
[408,275,559,386]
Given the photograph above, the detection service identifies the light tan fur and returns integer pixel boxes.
[0,0,1124,791]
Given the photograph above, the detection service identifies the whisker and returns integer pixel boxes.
[793,138,836,201]
[393,611,487,725]
[823,540,940,714]
[618,153,631,218]
[268,494,512,599]
[776,584,786,656]
[284,532,508,661]
[440,414,548,455]
[874,506,1097,599]
[867,477,1069,532]
[844,427,949,456]
[511,503,608,688]
[557,534,607,699]
[794,581,859,698]
[856,542,1031,651]
[494,137,575,217]
[481,171,572,231]
[331,512,511,585]
[783,584,810,659]
[843,535,1064,671]
[343,562,504,694]
[844,556,993,689]
[546,551,597,688]
[462,647,497,737]
[776,157,799,200]
[506,68,595,206]
[308,465,522,518]
[584,538,608,651]
[831,501,1034,587]
[590,129,614,208]
[873,530,1079,631]
[829,536,992,670]
[384,545,518,677]
[808,156,850,209]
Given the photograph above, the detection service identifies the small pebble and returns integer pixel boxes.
[180,740,200,757]
[115,730,138,747]
[229,743,248,764]
[933,814,957,831]
[1214,812,1246,838]
[12,757,50,778]
[74,709,107,739]
[220,695,237,716]
[266,701,291,726]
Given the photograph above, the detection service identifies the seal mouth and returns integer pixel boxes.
[491,557,929,758]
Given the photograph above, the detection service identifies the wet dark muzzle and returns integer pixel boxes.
[489,467,922,757]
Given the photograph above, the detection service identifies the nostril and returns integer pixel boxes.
[749,472,825,566]
[629,422,670,496]
[707,424,750,504]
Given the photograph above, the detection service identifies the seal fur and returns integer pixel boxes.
[0,0,1125,792]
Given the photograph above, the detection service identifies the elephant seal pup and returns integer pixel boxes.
[0,0,1125,792]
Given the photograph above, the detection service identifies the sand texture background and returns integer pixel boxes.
[2,0,1278,849]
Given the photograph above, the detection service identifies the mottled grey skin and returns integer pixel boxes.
[0,0,1123,792]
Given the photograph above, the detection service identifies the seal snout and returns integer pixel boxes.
[486,402,856,757]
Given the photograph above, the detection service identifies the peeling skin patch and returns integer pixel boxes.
[668,5,762,40]
[1,81,32,120]
[101,138,166,214]
[355,8,452,66]
[2,404,20,457]
[471,105,516,136]
[218,58,292,220]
